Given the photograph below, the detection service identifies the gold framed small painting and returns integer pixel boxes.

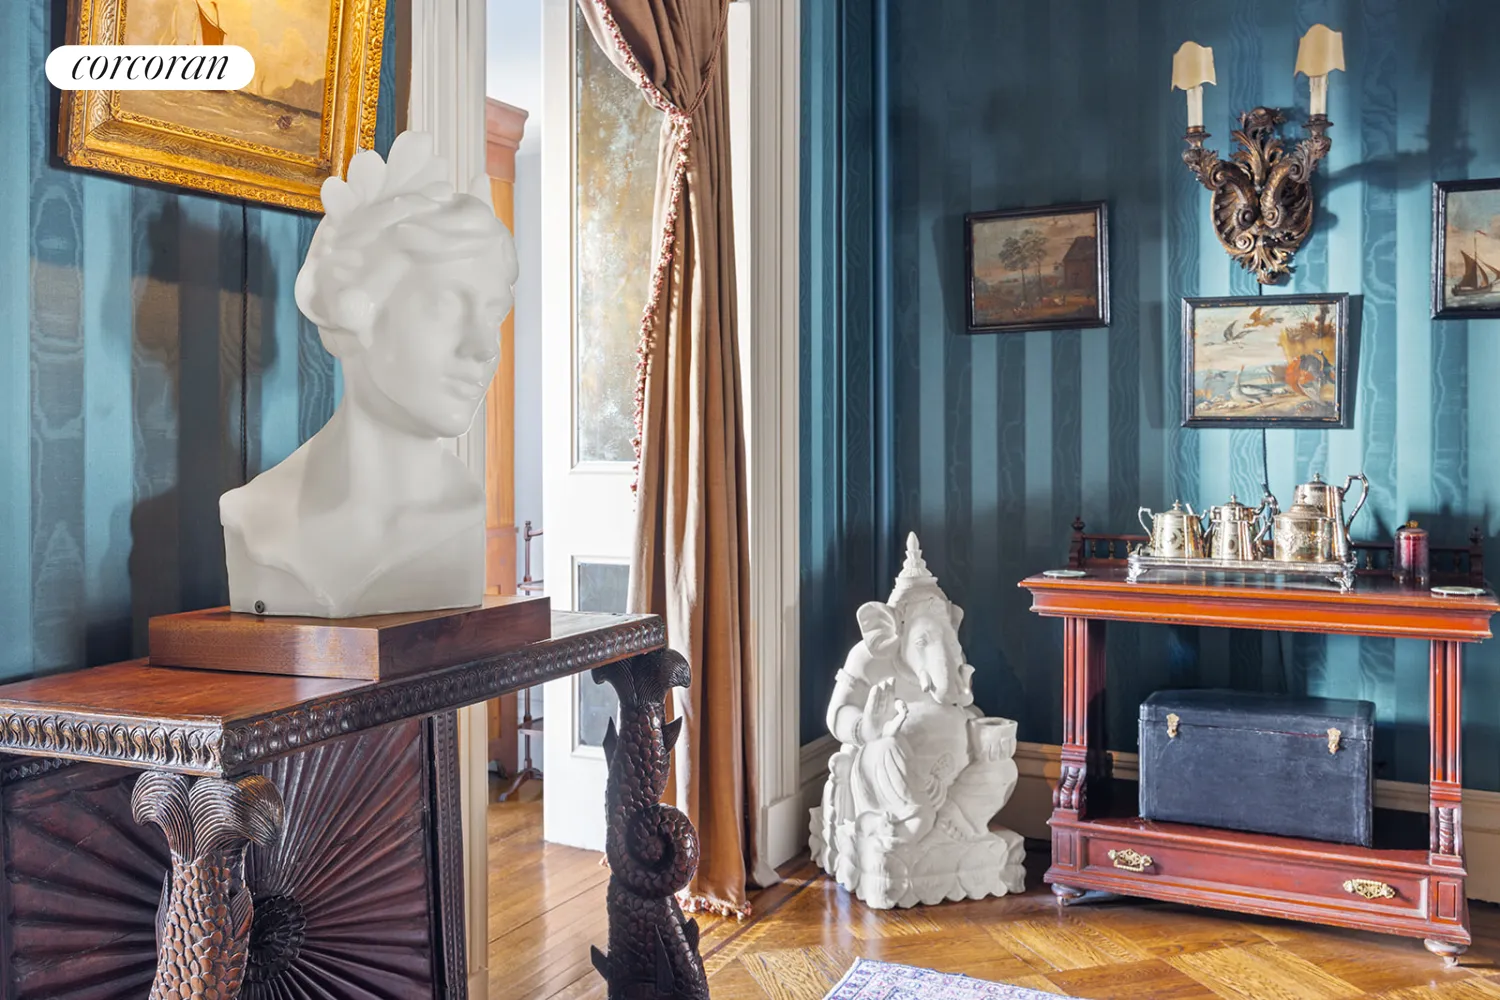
[60,0,387,212]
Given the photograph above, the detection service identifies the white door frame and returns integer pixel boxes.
[743,0,803,874]
[408,0,491,995]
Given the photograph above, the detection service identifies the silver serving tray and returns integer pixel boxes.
[1126,550,1356,592]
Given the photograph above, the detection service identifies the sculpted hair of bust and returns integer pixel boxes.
[221,131,519,618]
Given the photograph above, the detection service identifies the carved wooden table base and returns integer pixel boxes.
[0,614,692,1000]
[132,773,285,1000]
[590,651,710,1000]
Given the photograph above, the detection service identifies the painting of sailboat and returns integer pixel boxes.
[1182,294,1350,429]
[1434,178,1500,319]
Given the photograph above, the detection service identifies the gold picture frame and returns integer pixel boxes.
[60,0,387,213]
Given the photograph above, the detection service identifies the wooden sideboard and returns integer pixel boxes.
[0,611,703,999]
[1020,568,1499,962]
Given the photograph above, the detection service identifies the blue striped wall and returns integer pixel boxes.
[0,1,397,679]
[802,0,1500,790]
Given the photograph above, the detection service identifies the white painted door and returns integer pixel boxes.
[539,0,658,851]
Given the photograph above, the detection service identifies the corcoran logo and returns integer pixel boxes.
[46,45,255,91]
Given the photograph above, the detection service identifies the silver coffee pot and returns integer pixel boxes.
[1292,473,1368,561]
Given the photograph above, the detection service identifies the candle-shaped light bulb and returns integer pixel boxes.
[1172,42,1217,130]
[1295,24,1345,118]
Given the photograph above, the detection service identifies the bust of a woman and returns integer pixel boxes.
[221,131,518,617]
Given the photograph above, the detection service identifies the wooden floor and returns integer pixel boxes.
[488,791,1500,999]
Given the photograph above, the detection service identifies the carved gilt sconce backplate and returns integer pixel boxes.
[1182,107,1332,285]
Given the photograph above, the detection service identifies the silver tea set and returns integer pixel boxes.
[1130,473,1369,591]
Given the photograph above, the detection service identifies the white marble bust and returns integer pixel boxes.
[221,131,518,618]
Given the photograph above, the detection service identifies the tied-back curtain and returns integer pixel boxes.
[577,0,759,916]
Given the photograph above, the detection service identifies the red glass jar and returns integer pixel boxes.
[1394,520,1430,589]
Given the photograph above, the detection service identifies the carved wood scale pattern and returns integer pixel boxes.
[0,720,440,999]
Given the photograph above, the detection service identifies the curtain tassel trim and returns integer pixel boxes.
[582,0,728,491]
[679,890,752,921]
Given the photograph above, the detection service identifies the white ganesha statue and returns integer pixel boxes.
[809,533,1025,909]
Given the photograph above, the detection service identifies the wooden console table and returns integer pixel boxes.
[1020,569,1499,961]
[0,611,706,999]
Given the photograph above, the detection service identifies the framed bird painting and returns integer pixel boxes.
[1182,293,1351,428]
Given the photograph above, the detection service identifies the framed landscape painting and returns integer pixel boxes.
[965,202,1109,333]
[1182,294,1350,429]
[61,0,387,212]
[1433,178,1500,320]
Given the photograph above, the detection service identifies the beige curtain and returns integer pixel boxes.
[577,0,758,916]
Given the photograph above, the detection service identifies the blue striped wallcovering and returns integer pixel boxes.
[0,0,397,680]
[803,0,1500,789]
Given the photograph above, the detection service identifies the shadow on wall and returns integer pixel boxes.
[123,194,279,663]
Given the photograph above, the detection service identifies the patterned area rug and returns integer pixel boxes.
[824,959,1081,999]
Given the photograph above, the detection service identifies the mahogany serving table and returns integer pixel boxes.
[0,611,698,999]
[1020,568,1499,961]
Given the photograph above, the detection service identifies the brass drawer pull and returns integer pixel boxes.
[1327,727,1341,754]
[1166,713,1180,738]
[1109,849,1153,873]
[1343,878,1395,900]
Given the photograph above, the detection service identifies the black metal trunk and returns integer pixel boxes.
[1139,689,1375,847]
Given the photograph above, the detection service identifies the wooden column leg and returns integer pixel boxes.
[1425,639,1470,964]
[1051,616,1107,902]
[589,650,709,1000]
[132,772,285,1000]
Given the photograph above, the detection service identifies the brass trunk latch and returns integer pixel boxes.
[1343,879,1395,900]
[1108,849,1153,873]
[1327,727,1341,754]
[1166,713,1180,739]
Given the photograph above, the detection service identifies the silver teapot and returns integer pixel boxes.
[1138,500,1206,558]
[1292,473,1368,561]
[1205,493,1276,561]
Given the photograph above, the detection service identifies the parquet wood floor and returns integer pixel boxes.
[487,791,1500,999]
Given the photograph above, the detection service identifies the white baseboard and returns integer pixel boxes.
[796,737,1500,903]
[763,793,808,871]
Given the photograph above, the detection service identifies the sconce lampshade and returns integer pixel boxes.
[1294,24,1345,79]
[1171,41,1217,90]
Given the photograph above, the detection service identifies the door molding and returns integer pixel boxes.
[407,0,490,994]
[743,0,804,875]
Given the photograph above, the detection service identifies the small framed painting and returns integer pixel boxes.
[1182,293,1350,428]
[964,202,1109,333]
[60,0,387,213]
[1433,178,1500,320]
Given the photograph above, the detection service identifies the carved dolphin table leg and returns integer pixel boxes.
[590,650,710,1000]
[132,772,285,1000]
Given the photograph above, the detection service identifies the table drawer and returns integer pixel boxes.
[1080,832,1427,917]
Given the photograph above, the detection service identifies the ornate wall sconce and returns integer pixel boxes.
[1172,26,1346,285]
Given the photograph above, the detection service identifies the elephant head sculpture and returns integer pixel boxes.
[854,537,975,709]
